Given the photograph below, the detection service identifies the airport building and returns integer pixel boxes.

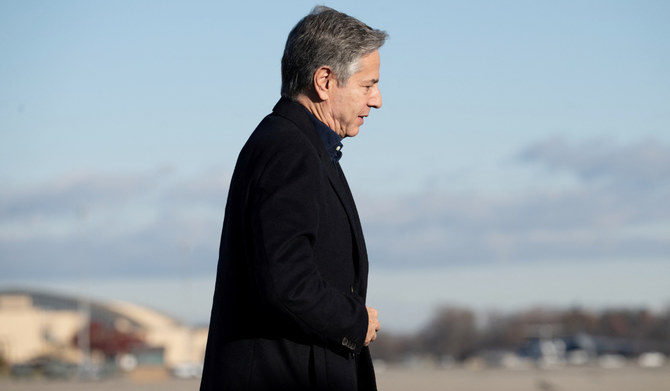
[0,288,208,377]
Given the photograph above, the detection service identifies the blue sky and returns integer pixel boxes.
[1,0,669,331]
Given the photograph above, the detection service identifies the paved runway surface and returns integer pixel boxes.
[2,365,669,391]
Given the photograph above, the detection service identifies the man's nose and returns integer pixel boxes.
[369,85,382,109]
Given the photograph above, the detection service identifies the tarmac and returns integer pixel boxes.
[2,365,669,391]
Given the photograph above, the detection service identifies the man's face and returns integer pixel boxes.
[328,50,382,138]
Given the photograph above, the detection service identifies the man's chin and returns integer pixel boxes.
[345,127,361,138]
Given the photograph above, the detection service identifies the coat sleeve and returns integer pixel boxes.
[248,135,368,354]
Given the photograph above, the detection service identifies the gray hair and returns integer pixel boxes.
[281,6,388,100]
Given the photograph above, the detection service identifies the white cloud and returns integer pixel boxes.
[518,137,670,186]
[359,137,670,268]
[0,167,229,279]
[1,137,668,281]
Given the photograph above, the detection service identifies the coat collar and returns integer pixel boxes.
[272,98,369,289]
[272,98,348,203]
[272,98,324,157]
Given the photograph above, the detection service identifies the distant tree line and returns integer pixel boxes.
[370,305,670,363]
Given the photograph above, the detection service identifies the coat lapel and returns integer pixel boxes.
[272,99,369,293]
[329,163,369,295]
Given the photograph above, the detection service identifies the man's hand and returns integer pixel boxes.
[365,306,381,346]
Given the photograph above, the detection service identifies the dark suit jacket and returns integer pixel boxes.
[200,98,377,390]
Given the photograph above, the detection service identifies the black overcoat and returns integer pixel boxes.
[200,98,377,390]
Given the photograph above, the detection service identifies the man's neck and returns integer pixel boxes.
[296,94,335,132]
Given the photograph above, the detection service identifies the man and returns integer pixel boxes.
[200,6,387,390]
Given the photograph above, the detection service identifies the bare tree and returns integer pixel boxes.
[419,306,477,360]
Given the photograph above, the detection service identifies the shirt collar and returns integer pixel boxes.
[304,109,343,163]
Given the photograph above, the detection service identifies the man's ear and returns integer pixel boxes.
[313,66,335,101]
